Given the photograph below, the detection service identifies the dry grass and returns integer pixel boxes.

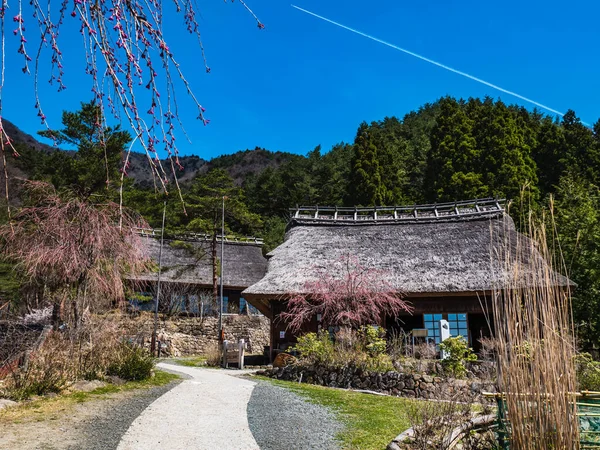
[403,394,495,450]
[0,370,178,423]
[204,342,221,367]
[1,313,152,400]
[490,203,579,449]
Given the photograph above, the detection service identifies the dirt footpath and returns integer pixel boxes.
[0,382,178,450]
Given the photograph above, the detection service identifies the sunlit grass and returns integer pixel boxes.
[170,356,207,367]
[0,370,180,423]
[259,376,422,450]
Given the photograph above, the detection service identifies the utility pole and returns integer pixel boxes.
[151,200,167,356]
[218,196,225,343]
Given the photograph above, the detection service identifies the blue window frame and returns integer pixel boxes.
[423,313,469,344]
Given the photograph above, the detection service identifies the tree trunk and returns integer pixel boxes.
[51,298,61,330]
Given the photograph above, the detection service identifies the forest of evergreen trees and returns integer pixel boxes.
[4,96,600,348]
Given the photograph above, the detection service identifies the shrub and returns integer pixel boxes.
[294,328,394,373]
[294,332,334,364]
[0,332,70,400]
[439,336,477,378]
[107,343,154,381]
[204,342,222,367]
[575,352,600,391]
[358,325,387,357]
[413,342,437,360]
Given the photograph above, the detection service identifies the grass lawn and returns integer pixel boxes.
[261,377,423,450]
[0,369,180,423]
[169,356,207,367]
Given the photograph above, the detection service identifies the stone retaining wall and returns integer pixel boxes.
[262,364,496,402]
[130,314,270,357]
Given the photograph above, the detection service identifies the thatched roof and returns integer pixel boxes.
[131,236,268,290]
[243,202,570,300]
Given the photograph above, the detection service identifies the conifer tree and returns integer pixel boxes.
[425,97,486,202]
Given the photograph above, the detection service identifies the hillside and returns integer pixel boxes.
[1,120,295,188]
[1,119,59,155]
[127,147,296,188]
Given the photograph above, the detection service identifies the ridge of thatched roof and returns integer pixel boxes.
[243,207,570,299]
[130,236,268,289]
[288,198,505,228]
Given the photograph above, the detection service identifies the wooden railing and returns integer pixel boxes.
[135,229,264,245]
[290,198,505,224]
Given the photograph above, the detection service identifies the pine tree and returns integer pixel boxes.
[425,97,486,202]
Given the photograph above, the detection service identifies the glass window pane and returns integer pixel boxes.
[448,314,457,321]
[458,314,467,321]
[433,314,443,321]
[424,314,433,321]
[458,328,468,337]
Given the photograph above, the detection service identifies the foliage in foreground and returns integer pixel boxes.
[576,353,600,391]
[0,370,179,424]
[107,344,155,382]
[293,327,394,373]
[439,336,478,379]
[0,315,155,400]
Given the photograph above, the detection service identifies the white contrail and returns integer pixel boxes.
[291,4,565,117]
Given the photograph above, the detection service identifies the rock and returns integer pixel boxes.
[422,374,433,383]
[273,353,297,368]
[68,380,107,393]
[0,399,17,410]
[108,375,126,385]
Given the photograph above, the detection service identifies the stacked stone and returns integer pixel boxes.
[262,365,496,402]
[130,315,270,357]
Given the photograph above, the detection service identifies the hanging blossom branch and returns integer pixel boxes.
[280,254,413,333]
[0,0,264,204]
[0,180,150,301]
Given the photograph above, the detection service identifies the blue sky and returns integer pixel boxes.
[3,0,599,159]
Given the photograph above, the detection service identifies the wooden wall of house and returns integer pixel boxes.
[389,294,494,354]
[267,293,495,359]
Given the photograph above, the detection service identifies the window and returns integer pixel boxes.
[423,313,469,344]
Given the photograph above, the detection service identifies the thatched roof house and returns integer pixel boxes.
[242,199,569,354]
[132,235,268,290]
[129,234,268,315]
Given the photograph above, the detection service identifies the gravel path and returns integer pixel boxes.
[117,363,260,450]
[75,381,181,450]
[116,363,343,450]
[247,380,343,450]
[0,379,181,450]
[1,362,343,450]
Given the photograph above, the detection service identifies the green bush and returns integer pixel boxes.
[3,367,67,401]
[294,328,394,373]
[108,343,155,381]
[575,352,600,391]
[439,336,477,378]
[359,325,387,357]
[294,332,334,364]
